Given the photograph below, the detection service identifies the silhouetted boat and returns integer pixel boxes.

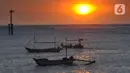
[33,45,75,66]
[25,47,62,53]
[33,56,96,66]
[33,46,96,66]
[25,34,63,53]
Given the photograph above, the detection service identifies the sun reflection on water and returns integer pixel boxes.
[72,69,90,73]
[57,69,90,73]
[74,52,90,60]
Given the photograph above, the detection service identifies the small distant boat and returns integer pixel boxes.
[61,43,84,48]
[61,38,85,49]
[25,47,62,53]
[33,56,74,66]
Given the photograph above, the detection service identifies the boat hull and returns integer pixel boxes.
[33,58,74,66]
[25,47,62,53]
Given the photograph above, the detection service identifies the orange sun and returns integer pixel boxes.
[73,4,96,15]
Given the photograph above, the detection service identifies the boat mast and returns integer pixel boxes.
[86,39,92,60]
[54,37,56,48]
[33,32,36,48]
[65,38,67,58]
[65,46,68,58]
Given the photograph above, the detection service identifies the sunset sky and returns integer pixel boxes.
[0,0,130,25]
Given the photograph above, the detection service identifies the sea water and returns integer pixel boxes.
[0,24,130,73]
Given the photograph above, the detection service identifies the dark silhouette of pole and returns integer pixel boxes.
[8,24,11,35]
[65,47,68,58]
[8,9,14,35]
[10,24,13,35]
[65,38,68,58]
[10,9,14,24]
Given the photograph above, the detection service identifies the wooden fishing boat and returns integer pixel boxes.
[25,34,63,53]
[33,46,74,66]
[33,57,96,66]
[33,46,96,66]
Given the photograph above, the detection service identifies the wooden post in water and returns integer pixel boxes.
[8,24,11,35]
[8,9,14,35]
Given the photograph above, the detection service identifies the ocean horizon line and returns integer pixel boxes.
[0,24,130,26]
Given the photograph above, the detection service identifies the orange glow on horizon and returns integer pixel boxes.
[49,1,112,24]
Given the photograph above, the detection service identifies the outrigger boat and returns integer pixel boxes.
[33,46,96,66]
[33,57,95,66]
[25,34,63,53]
